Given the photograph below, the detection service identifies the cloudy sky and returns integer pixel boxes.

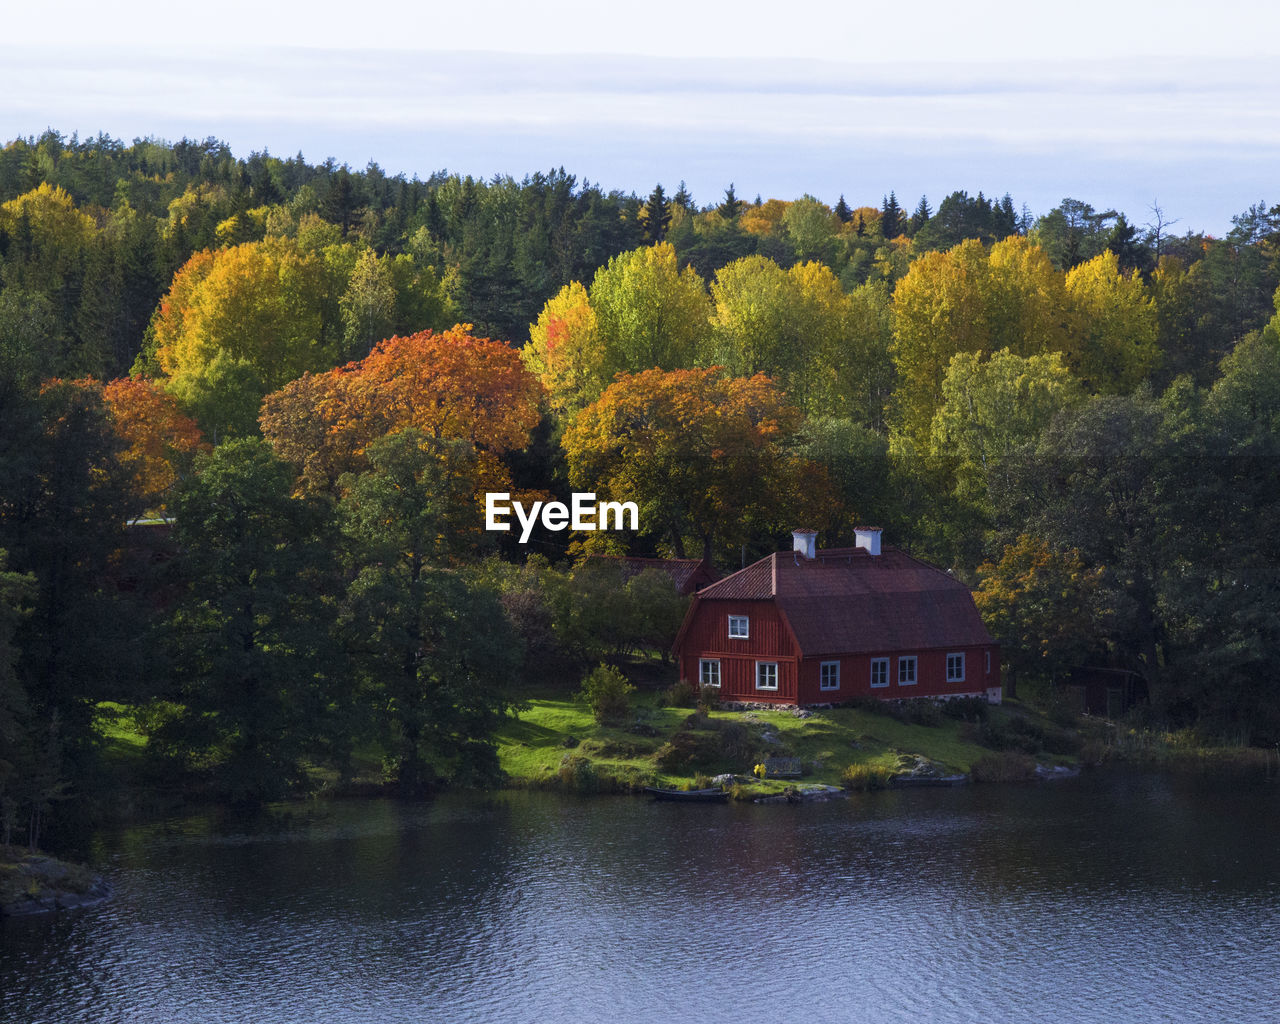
[5,0,1279,233]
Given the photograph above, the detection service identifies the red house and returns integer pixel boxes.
[672,528,1001,706]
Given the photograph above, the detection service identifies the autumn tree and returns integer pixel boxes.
[975,534,1104,695]
[260,325,543,497]
[101,376,208,511]
[1063,250,1160,393]
[562,367,819,562]
[521,280,603,417]
[144,238,347,438]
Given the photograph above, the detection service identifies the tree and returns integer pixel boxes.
[833,195,852,223]
[341,429,518,789]
[641,184,671,243]
[908,196,931,235]
[521,280,604,416]
[1064,251,1159,393]
[340,248,397,357]
[718,184,743,220]
[587,243,710,382]
[101,376,208,511]
[881,192,903,240]
[147,239,347,438]
[974,534,1104,695]
[156,439,347,803]
[929,348,1085,508]
[260,325,542,497]
[562,367,818,562]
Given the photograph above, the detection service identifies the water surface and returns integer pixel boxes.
[3,772,1278,1023]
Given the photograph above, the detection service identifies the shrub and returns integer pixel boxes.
[577,663,635,724]
[558,755,600,793]
[698,684,721,710]
[841,763,893,791]
[970,751,1038,782]
[665,680,698,708]
[716,721,756,765]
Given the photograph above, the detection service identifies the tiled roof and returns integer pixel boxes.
[585,555,719,595]
[695,547,992,655]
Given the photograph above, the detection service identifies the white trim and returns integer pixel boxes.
[947,652,965,683]
[755,661,778,691]
[699,659,721,688]
[728,615,749,639]
[898,656,917,686]
[819,660,840,691]
[870,657,889,688]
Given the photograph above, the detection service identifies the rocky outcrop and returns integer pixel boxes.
[0,853,110,917]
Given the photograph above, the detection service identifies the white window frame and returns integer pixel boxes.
[898,656,917,686]
[870,657,889,689]
[755,661,778,691]
[728,615,749,639]
[947,652,965,683]
[819,660,840,691]
[699,659,721,688]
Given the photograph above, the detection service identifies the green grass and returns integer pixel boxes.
[495,691,1003,795]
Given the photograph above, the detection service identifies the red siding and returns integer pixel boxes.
[678,600,800,703]
[676,598,1002,706]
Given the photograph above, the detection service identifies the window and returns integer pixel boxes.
[870,658,889,688]
[756,661,778,690]
[947,653,965,682]
[700,659,721,688]
[986,650,992,674]
[819,661,840,691]
[728,615,749,639]
[898,656,917,686]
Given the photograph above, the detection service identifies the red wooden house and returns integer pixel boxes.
[673,529,1001,706]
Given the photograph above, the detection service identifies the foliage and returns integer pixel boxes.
[577,663,635,725]
[261,325,542,497]
[562,366,821,561]
[154,438,348,804]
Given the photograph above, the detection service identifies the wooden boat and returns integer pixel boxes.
[644,786,729,802]
[888,773,969,788]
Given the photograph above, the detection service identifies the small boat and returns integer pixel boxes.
[889,774,969,788]
[644,786,729,802]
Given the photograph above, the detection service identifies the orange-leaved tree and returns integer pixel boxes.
[260,325,544,499]
[102,377,209,512]
[562,366,826,561]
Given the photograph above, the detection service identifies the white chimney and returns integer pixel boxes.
[792,528,817,560]
[854,527,882,556]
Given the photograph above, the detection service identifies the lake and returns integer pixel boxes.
[3,771,1279,1023]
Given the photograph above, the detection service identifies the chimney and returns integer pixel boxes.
[854,526,882,556]
[792,528,817,560]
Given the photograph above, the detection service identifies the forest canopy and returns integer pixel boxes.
[2,128,1279,838]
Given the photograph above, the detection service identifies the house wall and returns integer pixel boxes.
[795,645,1000,704]
[677,600,801,704]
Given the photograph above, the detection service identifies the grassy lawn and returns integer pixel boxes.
[495,689,1013,795]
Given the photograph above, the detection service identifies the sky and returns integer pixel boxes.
[5,0,1280,234]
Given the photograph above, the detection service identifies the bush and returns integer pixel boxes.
[980,715,1043,754]
[970,751,1038,782]
[841,763,893,791]
[557,755,600,792]
[716,721,756,765]
[577,663,635,724]
[665,680,698,708]
[698,684,721,710]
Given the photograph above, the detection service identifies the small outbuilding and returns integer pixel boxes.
[672,529,1001,706]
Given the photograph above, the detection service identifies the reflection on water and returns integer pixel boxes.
[3,772,1278,1023]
